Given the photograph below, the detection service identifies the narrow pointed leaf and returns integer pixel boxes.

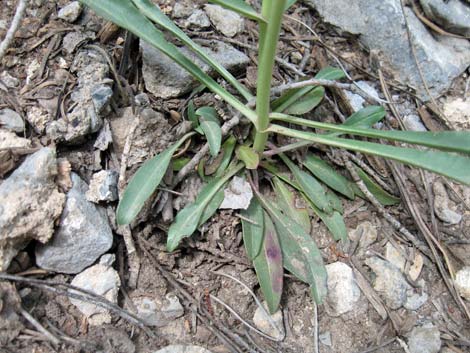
[284,86,325,115]
[208,0,266,22]
[187,100,198,127]
[80,0,257,124]
[303,154,355,199]
[173,157,191,172]
[253,213,283,314]
[167,163,243,251]
[198,188,225,227]
[326,189,343,213]
[272,67,343,113]
[270,113,470,154]
[236,145,260,169]
[307,198,347,241]
[273,177,311,233]
[241,197,265,260]
[197,107,222,156]
[343,106,386,128]
[285,0,298,10]
[267,124,470,185]
[256,192,327,303]
[279,154,332,213]
[355,167,401,206]
[117,133,194,225]
[215,136,237,177]
[132,0,253,100]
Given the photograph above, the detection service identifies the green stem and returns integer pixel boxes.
[253,0,287,153]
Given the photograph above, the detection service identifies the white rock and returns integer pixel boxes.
[204,4,244,37]
[407,323,441,353]
[404,290,428,311]
[186,9,211,28]
[403,114,427,131]
[0,109,24,133]
[345,81,380,112]
[349,221,377,248]
[219,176,253,210]
[0,129,30,149]
[455,266,470,300]
[325,262,361,316]
[70,258,121,326]
[153,346,214,353]
[58,1,83,23]
[252,303,284,340]
[0,71,20,88]
[319,331,332,346]
[385,242,406,272]
[443,97,470,130]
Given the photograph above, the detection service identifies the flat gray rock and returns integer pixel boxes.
[0,109,24,133]
[204,4,244,37]
[0,147,65,271]
[141,40,250,98]
[420,0,470,37]
[305,0,470,99]
[86,170,119,203]
[35,173,113,273]
[407,323,441,353]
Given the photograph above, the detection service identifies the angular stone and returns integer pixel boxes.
[86,170,119,203]
[153,346,214,353]
[305,0,470,99]
[325,262,361,316]
[253,302,284,340]
[420,0,470,37]
[35,173,113,274]
[141,40,250,98]
[0,109,24,133]
[110,107,173,167]
[186,9,211,28]
[204,4,244,37]
[70,257,120,326]
[58,1,83,23]
[443,97,470,131]
[219,176,253,210]
[0,148,65,271]
[407,323,441,353]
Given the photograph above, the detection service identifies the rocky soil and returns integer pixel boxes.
[1,1,470,353]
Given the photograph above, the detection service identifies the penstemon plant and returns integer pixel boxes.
[80,0,470,313]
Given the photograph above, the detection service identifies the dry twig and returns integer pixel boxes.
[0,0,28,63]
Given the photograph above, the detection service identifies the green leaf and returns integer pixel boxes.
[272,67,343,114]
[284,86,325,115]
[236,145,260,169]
[117,133,194,225]
[198,188,225,227]
[80,0,257,124]
[187,100,198,127]
[215,136,237,177]
[284,0,297,10]
[279,154,332,213]
[272,177,311,234]
[256,192,327,303]
[267,124,470,185]
[131,0,253,101]
[253,212,283,314]
[355,167,401,206]
[241,197,265,260]
[343,106,386,128]
[207,0,266,22]
[307,198,347,242]
[270,113,470,154]
[172,157,191,172]
[167,163,243,251]
[197,107,222,157]
[314,67,346,81]
[303,154,355,200]
[326,189,343,213]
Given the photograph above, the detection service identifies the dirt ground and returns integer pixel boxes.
[1,1,469,353]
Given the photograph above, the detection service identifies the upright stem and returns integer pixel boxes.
[253,0,287,153]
